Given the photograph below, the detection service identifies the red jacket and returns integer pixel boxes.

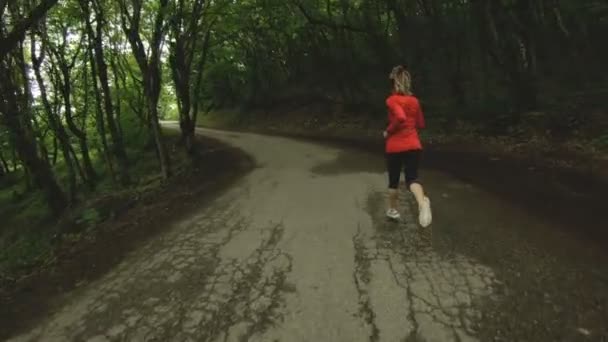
[385,94,425,153]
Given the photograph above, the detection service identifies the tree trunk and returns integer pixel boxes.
[0,149,8,175]
[116,53,147,126]
[82,0,130,185]
[32,35,78,203]
[149,98,171,179]
[169,0,209,155]
[145,65,171,179]
[87,38,116,182]
[94,30,130,185]
[512,71,539,111]
[110,55,125,138]
[120,0,171,179]
[51,135,58,165]
[10,146,18,173]
[33,79,77,204]
[189,29,212,148]
[68,142,87,186]
[57,57,97,188]
[22,165,32,191]
[449,53,467,107]
[171,43,195,153]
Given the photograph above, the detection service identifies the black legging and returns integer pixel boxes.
[386,150,421,189]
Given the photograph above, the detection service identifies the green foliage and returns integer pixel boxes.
[160,84,179,120]
[593,134,608,151]
[119,106,150,150]
[197,109,244,128]
[0,230,54,274]
[190,0,608,121]
[203,61,246,108]
[75,208,101,227]
[0,188,52,274]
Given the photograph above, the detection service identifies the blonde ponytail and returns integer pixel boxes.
[389,65,412,95]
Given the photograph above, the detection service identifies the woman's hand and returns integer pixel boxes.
[383,131,388,139]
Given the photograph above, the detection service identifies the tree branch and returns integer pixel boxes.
[0,0,59,58]
[0,0,8,20]
[291,0,370,34]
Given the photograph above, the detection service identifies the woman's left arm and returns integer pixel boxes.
[385,97,407,136]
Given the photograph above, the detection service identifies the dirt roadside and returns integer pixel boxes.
[0,135,255,340]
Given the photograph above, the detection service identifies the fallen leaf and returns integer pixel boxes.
[577,328,591,336]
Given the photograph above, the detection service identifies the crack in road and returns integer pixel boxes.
[353,224,380,342]
[12,196,293,342]
[352,191,499,342]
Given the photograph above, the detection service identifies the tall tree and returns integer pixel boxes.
[80,0,131,185]
[119,0,172,178]
[86,43,116,181]
[169,0,211,153]
[31,29,79,203]
[47,19,98,188]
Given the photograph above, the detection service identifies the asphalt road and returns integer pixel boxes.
[9,129,608,341]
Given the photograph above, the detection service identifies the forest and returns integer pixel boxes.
[1,0,607,283]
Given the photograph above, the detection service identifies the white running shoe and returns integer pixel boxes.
[386,208,401,220]
[419,197,432,227]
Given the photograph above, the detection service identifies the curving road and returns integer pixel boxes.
[9,128,608,341]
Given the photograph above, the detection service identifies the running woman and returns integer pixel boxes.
[384,65,432,227]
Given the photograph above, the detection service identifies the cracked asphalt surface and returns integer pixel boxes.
[8,129,608,341]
